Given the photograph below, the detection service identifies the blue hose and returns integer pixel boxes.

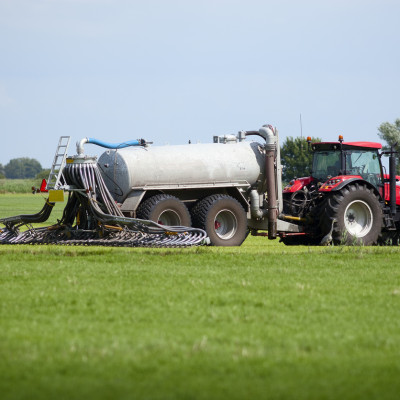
[87,138,143,149]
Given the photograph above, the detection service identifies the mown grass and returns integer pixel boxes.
[0,193,64,227]
[1,195,400,400]
[0,179,41,194]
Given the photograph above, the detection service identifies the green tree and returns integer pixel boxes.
[35,168,51,180]
[280,136,321,182]
[378,119,400,174]
[0,163,5,179]
[4,158,43,179]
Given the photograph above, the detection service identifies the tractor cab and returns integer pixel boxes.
[284,137,383,195]
[282,136,386,217]
[310,140,383,190]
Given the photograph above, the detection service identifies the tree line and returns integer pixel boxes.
[0,119,399,181]
[0,158,44,179]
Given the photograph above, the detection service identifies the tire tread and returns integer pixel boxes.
[321,184,383,245]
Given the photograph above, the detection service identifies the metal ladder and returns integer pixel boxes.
[46,136,71,190]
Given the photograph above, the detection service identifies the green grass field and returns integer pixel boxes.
[0,179,39,194]
[0,193,64,226]
[1,194,400,400]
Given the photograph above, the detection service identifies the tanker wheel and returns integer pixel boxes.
[191,194,247,246]
[136,194,191,226]
[321,183,383,245]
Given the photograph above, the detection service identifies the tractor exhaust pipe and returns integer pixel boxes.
[259,125,278,239]
[389,146,397,215]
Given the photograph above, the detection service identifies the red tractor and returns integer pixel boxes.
[281,136,400,245]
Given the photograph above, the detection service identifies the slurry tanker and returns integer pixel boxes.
[1,124,399,246]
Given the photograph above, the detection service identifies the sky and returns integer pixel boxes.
[0,0,399,168]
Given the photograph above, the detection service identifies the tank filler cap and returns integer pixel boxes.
[213,134,239,144]
[238,131,246,142]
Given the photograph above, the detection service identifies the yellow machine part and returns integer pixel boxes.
[48,190,65,203]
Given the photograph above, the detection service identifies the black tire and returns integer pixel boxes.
[136,194,191,227]
[321,183,383,245]
[191,194,247,246]
[378,232,400,246]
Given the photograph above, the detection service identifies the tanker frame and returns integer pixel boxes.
[82,125,300,246]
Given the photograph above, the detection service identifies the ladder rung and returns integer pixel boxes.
[47,136,70,189]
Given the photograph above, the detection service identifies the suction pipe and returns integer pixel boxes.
[259,125,278,239]
[250,189,266,219]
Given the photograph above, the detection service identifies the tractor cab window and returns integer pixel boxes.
[312,151,341,181]
[345,150,382,188]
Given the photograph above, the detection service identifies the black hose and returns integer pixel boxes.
[0,161,207,247]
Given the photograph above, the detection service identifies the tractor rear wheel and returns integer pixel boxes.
[191,194,248,246]
[136,194,191,227]
[321,183,383,245]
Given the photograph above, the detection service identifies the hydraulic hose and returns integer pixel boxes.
[76,138,146,155]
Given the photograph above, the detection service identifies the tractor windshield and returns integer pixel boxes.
[312,148,382,188]
[345,149,382,188]
[312,151,341,181]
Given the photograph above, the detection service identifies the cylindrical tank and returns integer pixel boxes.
[98,141,265,202]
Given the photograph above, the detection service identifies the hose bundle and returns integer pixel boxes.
[0,161,207,247]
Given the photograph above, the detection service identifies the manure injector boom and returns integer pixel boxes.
[0,139,207,247]
[1,124,400,247]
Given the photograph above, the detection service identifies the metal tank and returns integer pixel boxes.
[97,141,265,203]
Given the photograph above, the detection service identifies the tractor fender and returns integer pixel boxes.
[330,178,382,200]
